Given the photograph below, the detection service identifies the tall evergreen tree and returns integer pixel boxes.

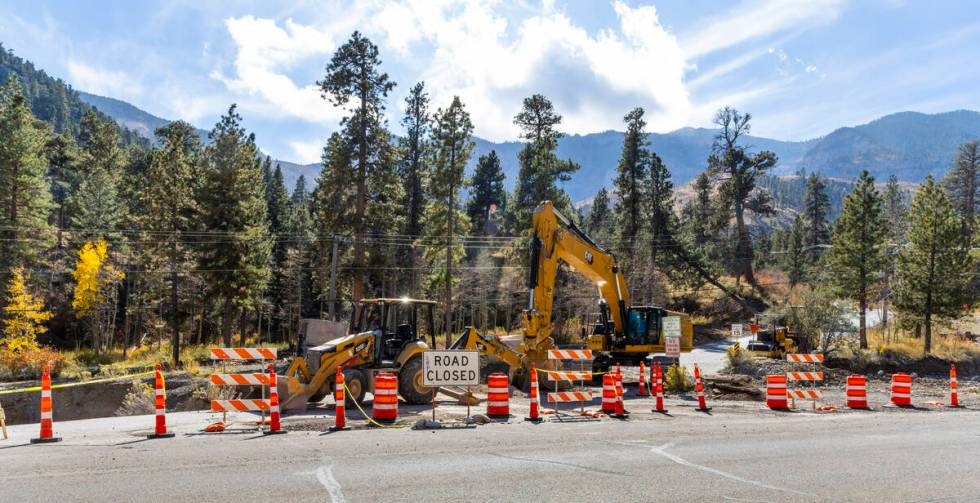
[647,152,674,275]
[283,176,313,336]
[681,172,712,248]
[199,105,272,346]
[142,120,201,364]
[883,175,909,244]
[826,171,887,349]
[509,94,579,231]
[422,96,473,343]
[943,140,979,241]
[70,109,125,244]
[784,215,807,288]
[895,176,973,353]
[0,75,54,277]
[398,82,430,294]
[317,31,395,312]
[312,131,355,318]
[613,107,650,263]
[466,150,506,236]
[44,132,78,249]
[706,107,776,286]
[803,173,830,261]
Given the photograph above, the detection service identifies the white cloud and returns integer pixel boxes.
[683,0,845,58]
[212,15,343,123]
[288,138,325,164]
[67,61,143,99]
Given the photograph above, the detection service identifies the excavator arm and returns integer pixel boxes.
[522,201,630,360]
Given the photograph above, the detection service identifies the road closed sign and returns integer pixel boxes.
[665,336,680,358]
[423,350,480,387]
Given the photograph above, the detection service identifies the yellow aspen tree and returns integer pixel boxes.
[2,267,51,353]
[71,239,124,351]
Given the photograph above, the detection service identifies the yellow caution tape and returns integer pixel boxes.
[537,368,608,377]
[0,371,156,395]
[342,382,407,429]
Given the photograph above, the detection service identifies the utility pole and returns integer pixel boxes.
[296,231,304,339]
[327,235,339,321]
[170,234,180,368]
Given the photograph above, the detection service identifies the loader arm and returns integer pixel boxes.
[450,326,525,370]
[523,201,629,360]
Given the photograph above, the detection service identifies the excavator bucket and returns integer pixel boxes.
[281,374,313,412]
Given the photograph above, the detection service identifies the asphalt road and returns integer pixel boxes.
[3,406,978,502]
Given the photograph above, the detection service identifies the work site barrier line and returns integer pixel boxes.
[342,382,406,429]
[536,369,609,377]
[0,371,156,395]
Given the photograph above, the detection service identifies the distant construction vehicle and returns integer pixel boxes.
[745,315,800,358]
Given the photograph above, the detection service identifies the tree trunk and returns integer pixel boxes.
[170,242,180,367]
[925,242,936,353]
[733,197,756,286]
[858,286,867,350]
[445,184,455,347]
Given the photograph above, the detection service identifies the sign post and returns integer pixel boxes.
[663,316,681,365]
[423,350,480,421]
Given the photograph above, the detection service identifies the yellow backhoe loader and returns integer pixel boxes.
[281,298,440,411]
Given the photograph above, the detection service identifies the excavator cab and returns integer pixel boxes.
[625,306,665,346]
[353,298,437,364]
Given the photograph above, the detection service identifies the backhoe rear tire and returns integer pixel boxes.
[343,368,367,408]
[398,356,432,405]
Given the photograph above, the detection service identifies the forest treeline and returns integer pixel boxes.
[0,34,977,372]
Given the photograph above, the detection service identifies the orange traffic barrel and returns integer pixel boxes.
[601,373,617,413]
[766,375,789,410]
[372,373,398,424]
[845,374,869,409]
[486,373,510,418]
[890,373,912,407]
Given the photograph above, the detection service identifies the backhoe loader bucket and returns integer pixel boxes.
[281,375,314,412]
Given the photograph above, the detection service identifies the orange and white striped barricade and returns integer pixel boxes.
[652,363,668,414]
[147,363,175,439]
[890,373,912,407]
[526,365,542,423]
[372,373,399,425]
[845,375,870,410]
[766,375,790,411]
[330,366,349,431]
[787,390,823,400]
[486,372,510,419]
[637,361,649,397]
[601,373,618,414]
[785,354,825,410]
[547,391,594,403]
[948,364,960,408]
[265,364,285,435]
[694,364,711,412]
[546,349,594,417]
[208,347,278,432]
[30,365,61,444]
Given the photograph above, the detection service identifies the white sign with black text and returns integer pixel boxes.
[422,350,480,387]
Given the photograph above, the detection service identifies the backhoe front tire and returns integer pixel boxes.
[398,356,432,405]
[342,368,367,408]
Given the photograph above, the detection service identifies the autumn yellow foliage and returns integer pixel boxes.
[2,267,51,353]
[71,238,124,317]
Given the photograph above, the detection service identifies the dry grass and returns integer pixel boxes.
[865,326,980,361]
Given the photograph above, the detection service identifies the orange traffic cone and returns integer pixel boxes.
[264,364,286,435]
[612,366,628,419]
[652,363,668,414]
[31,365,61,443]
[637,361,649,397]
[948,364,960,408]
[694,364,711,413]
[147,363,175,439]
[525,365,542,422]
[329,366,349,431]
[601,373,617,413]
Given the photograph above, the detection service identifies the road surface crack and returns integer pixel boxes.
[487,452,629,476]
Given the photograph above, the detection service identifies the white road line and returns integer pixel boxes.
[316,464,346,503]
[648,444,819,499]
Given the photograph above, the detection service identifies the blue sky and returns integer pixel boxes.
[1,0,978,164]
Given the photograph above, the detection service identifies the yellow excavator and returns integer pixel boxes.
[745,315,799,358]
[452,200,694,380]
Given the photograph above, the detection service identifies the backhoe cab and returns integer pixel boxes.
[281,298,437,411]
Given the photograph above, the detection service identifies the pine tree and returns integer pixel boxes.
[317,31,396,312]
[943,140,979,241]
[647,152,675,275]
[613,107,650,264]
[510,94,579,231]
[784,216,807,288]
[141,120,200,365]
[706,107,776,286]
[284,175,313,330]
[586,187,611,241]
[466,150,506,236]
[883,175,909,244]
[265,164,291,337]
[312,131,355,319]
[70,109,125,244]
[0,75,54,277]
[398,82,430,295]
[422,96,473,344]
[199,105,272,346]
[826,171,887,349]
[681,172,712,248]
[44,132,78,249]
[803,173,830,261]
[895,176,973,353]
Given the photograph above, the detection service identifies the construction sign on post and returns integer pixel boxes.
[665,336,680,358]
[423,351,480,387]
[663,315,681,359]
[731,323,743,339]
